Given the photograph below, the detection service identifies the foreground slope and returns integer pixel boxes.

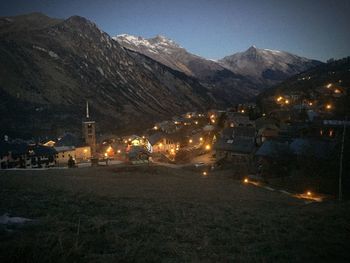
[0,166,349,262]
[0,13,214,137]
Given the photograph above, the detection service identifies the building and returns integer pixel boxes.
[54,146,76,166]
[82,101,96,155]
[0,142,57,169]
[214,126,256,164]
[148,132,177,154]
[225,112,254,128]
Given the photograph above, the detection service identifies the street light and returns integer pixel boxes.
[205,144,211,150]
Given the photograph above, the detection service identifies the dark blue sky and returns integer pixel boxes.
[1,0,349,61]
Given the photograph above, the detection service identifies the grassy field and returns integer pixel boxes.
[0,165,350,262]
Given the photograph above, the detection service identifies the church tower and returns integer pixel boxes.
[82,101,96,155]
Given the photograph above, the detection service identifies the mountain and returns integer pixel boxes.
[0,13,215,138]
[219,46,322,87]
[114,34,261,103]
[115,35,322,99]
[114,34,225,78]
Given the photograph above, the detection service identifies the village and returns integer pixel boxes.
[1,79,348,197]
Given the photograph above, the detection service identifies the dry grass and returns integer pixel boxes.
[0,165,350,262]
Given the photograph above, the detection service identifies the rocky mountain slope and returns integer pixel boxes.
[0,13,216,138]
[219,46,322,86]
[115,35,322,92]
[114,34,262,102]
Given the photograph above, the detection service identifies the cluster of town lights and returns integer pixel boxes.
[276,96,289,105]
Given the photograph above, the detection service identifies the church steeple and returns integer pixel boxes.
[86,101,90,119]
[82,101,96,156]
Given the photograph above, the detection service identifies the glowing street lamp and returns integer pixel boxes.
[326,104,332,110]
[199,137,203,141]
[307,191,312,196]
[326,83,332,88]
[205,144,211,150]
[202,171,207,176]
[285,99,290,104]
[244,178,249,183]
[189,139,193,144]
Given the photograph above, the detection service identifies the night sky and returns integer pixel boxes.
[1,0,349,61]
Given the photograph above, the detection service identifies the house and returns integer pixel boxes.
[255,140,291,177]
[214,137,256,163]
[54,146,76,166]
[28,145,57,168]
[225,112,254,128]
[290,138,336,160]
[256,124,280,145]
[0,142,57,169]
[75,146,92,162]
[55,133,92,162]
[232,126,256,141]
[148,132,177,154]
[127,146,150,163]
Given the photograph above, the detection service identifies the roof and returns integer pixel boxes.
[255,117,279,130]
[54,146,75,152]
[214,138,255,154]
[255,141,291,158]
[0,142,57,157]
[148,132,165,145]
[55,133,85,147]
[30,145,57,156]
[233,127,256,138]
[290,138,335,159]
[221,128,234,139]
[0,142,28,156]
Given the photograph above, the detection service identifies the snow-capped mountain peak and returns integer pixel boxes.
[219,46,322,84]
[113,34,181,52]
